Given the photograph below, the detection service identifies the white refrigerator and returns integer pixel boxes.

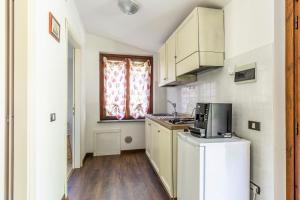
[177,132,250,200]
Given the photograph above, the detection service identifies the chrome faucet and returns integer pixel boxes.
[167,100,178,119]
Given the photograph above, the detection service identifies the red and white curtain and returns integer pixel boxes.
[103,57,127,119]
[103,57,151,120]
[129,59,151,119]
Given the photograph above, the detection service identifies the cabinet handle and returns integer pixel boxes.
[164,78,167,80]
[148,123,151,126]
[158,130,160,133]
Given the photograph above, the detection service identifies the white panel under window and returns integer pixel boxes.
[94,129,121,156]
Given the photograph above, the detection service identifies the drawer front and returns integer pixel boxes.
[176,52,199,76]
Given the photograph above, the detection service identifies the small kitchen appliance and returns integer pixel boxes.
[189,103,232,138]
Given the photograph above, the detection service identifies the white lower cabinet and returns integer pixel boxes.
[145,119,152,158]
[145,118,182,198]
[151,123,160,173]
[159,126,173,196]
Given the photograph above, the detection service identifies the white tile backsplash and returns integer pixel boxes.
[166,43,275,200]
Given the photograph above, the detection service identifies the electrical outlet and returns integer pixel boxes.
[248,121,260,131]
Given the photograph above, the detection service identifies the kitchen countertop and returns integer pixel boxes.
[145,114,194,130]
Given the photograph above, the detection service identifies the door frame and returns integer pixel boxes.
[64,19,82,196]
[6,0,14,199]
[286,0,297,199]
[2,0,10,199]
[66,21,82,169]
[67,39,75,176]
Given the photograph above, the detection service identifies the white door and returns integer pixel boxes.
[67,43,75,175]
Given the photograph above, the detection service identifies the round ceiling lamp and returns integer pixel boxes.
[118,0,140,15]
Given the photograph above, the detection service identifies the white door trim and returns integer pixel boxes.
[65,19,83,196]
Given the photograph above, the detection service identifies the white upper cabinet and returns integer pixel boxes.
[197,7,224,67]
[176,7,224,76]
[165,33,177,84]
[159,32,197,87]
[159,44,167,86]
[198,7,224,53]
[158,7,224,86]
[176,8,199,64]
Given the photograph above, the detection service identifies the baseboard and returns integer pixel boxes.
[82,150,145,163]
[67,168,75,181]
[61,194,68,200]
[121,149,145,154]
[82,152,94,165]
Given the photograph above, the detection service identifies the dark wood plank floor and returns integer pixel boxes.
[68,151,169,200]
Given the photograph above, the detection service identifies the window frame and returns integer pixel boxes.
[99,53,153,121]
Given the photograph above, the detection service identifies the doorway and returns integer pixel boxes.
[286,0,300,199]
[67,41,75,176]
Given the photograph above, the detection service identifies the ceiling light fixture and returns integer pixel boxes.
[118,0,140,15]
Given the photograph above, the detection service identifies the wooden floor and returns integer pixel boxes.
[68,151,170,200]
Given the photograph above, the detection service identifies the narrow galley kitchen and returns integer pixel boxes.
[66,0,285,199]
[0,0,286,200]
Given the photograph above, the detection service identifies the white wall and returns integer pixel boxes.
[224,0,274,59]
[166,0,283,200]
[273,0,286,199]
[27,0,86,199]
[84,34,166,153]
[14,0,28,198]
[0,0,6,199]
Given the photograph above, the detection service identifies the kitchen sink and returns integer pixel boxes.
[151,113,173,116]
[167,118,194,125]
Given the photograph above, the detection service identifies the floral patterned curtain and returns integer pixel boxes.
[103,57,127,120]
[129,59,152,119]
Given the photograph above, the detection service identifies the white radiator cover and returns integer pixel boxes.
[93,129,121,156]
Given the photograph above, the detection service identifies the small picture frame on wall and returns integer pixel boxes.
[49,12,60,42]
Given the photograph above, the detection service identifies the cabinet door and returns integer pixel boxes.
[198,7,224,53]
[151,123,160,173]
[159,44,167,86]
[198,7,224,67]
[159,127,173,197]
[165,33,176,84]
[145,119,152,158]
[176,8,199,63]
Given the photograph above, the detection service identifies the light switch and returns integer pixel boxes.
[248,121,260,131]
[50,113,56,122]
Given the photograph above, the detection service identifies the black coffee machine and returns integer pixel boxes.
[189,103,232,138]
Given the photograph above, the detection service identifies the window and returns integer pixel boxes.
[99,53,153,120]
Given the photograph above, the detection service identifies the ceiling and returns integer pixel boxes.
[75,0,230,52]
